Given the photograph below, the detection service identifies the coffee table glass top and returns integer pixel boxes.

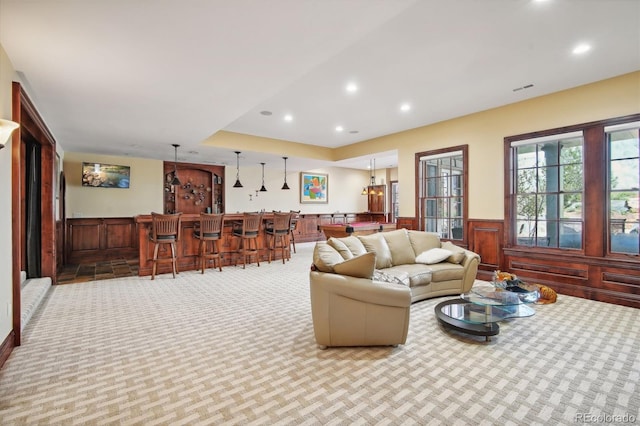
[440,300,535,325]
[462,287,529,306]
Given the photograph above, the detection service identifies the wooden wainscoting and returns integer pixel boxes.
[468,219,504,281]
[66,217,138,264]
[396,217,418,230]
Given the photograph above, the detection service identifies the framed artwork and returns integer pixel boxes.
[82,162,131,188]
[300,172,328,204]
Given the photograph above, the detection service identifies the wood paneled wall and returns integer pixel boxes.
[66,218,138,263]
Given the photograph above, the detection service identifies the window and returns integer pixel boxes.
[506,113,640,257]
[511,132,584,249]
[390,181,399,223]
[416,145,467,240]
[607,122,640,254]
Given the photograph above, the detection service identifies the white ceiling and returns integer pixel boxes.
[1,0,638,172]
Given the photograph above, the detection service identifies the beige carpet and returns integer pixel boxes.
[0,242,638,425]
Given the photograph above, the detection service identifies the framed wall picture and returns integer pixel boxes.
[82,162,131,188]
[300,172,328,204]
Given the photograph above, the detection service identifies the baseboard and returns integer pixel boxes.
[0,330,15,369]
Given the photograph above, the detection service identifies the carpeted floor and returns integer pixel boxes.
[1,242,639,425]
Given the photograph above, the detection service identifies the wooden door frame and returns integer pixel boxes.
[11,81,57,347]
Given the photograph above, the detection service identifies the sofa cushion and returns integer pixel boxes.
[408,231,442,256]
[385,264,433,287]
[415,248,452,264]
[313,242,344,272]
[334,236,367,256]
[382,229,416,265]
[358,233,393,269]
[333,252,376,278]
[441,241,466,264]
[428,262,465,281]
[327,237,354,260]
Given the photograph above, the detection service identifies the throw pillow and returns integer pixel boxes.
[333,252,376,279]
[335,236,367,256]
[415,247,452,265]
[327,237,354,260]
[312,242,344,272]
[358,233,393,269]
[441,241,466,264]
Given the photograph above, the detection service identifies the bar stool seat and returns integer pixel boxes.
[232,212,263,269]
[194,213,224,273]
[149,212,182,280]
[266,212,292,264]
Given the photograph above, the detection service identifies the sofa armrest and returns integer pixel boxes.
[310,271,411,308]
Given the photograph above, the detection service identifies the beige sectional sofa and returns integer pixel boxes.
[309,228,480,348]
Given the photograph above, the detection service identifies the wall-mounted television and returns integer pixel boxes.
[82,162,130,188]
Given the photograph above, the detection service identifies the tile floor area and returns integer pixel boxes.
[57,259,139,284]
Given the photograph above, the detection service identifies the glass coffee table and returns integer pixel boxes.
[434,286,537,341]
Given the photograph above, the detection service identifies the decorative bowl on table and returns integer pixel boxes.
[492,272,540,304]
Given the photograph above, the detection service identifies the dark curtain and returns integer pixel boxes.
[25,141,41,278]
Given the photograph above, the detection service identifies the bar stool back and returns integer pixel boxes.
[289,210,300,254]
[194,213,224,273]
[232,212,263,268]
[266,212,292,264]
[149,212,182,280]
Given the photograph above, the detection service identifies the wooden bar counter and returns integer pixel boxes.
[135,212,392,276]
[136,213,265,276]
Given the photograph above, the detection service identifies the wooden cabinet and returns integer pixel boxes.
[164,162,225,214]
[367,185,386,214]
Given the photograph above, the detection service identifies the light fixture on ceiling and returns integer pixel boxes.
[233,151,243,188]
[346,82,358,93]
[281,156,290,190]
[572,43,591,55]
[284,114,293,122]
[259,162,267,192]
[335,126,344,132]
[170,144,181,186]
[0,119,20,150]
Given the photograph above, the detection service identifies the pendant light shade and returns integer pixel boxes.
[233,151,243,188]
[281,156,290,190]
[170,144,181,186]
[259,162,267,192]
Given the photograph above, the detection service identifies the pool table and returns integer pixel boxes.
[319,222,397,239]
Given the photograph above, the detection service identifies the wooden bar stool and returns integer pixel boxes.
[266,212,292,264]
[232,212,263,269]
[289,210,300,254]
[149,212,182,280]
[194,213,224,273]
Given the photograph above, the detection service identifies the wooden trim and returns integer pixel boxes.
[66,217,138,264]
[11,82,22,347]
[10,81,59,349]
[414,145,468,244]
[0,330,16,369]
[468,219,504,279]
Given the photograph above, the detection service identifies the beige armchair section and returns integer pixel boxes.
[310,271,412,348]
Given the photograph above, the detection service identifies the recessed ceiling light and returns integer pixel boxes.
[284,114,293,122]
[335,126,344,132]
[346,83,358,93]
[400,103,411,112]
[572,43,591,55]
[260,110,273,116]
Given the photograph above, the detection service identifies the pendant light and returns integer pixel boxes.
[281,156,290,190]
[259,162,267,192]
[170,144,181,186]
[233,151,243,188]
[0,119,20,150]
[368,158,377,195]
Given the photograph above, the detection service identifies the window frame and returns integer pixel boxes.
[504,113,640,258]
[415,145,468,242]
